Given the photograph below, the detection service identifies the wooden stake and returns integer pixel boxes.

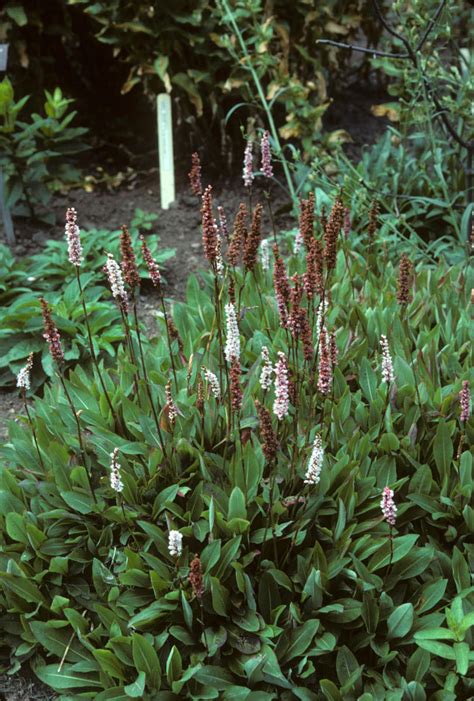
[157,94,175,209]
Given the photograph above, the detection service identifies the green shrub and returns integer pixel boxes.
[0,80,90,218]
[0,184,472,699]
[329,0,472,244]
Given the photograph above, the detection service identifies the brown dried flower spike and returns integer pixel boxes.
[397,253,413,305]
[189,554,205,599]
[120,225,140,291]
[188,152,202,197]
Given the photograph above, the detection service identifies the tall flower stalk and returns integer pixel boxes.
[66,208,116,424]
[40,297,96,500]
[16,353,45,472]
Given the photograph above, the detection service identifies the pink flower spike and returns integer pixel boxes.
[460,380,471,423]
[243,140,254,188]
[380,487,397,526]
[65,207,83,267]
[317,328,332,395]
[261,130,273,179]
[273,351,289,420]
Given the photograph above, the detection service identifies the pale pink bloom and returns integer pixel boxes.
[343,208,351,239]
[243,140,254,188]
[304,435,324,485]
[215,233,224,278]
[224,302,240,363]
[202,367,221,399]
[65,207,83,266]
[316,300,328,339]
[259,346,274,391]
[105,253,128,311]
[460,380,471,423]
[261,130,273,178]
[380,335,395,383]
[165,381,178,425]
[217,206,229,242]
[168,530,183,557]
[380,487,397,526]
[317,328,332,395]
[260,238,270,271]
[294,230,304,254]
[273,351,289,420]
[109,448,124,493]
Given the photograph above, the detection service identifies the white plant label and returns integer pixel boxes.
[157,94,175,210]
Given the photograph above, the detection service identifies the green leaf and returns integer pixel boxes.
[406,647,430,682]
[210,576,229,616]
[93,649,126,680]
[320,679,343,701]
[124,670,146,698]
[61,490,95,514]
[453,642,469,676]
[417,579,448,613]
[0,573,46,605]
[432,420,453,480]
[368,535,419,571]
[359,358,377,402]
[387,603,414,639]
[6,6,28,26]
[132,633,162,690]
[336,645,359,686]
[194,666,235,689]
[228,487,247,520]
[166,645,182,685]
[282,619,319,662]
[34,663,102,690]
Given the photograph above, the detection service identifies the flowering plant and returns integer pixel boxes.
[0,179,472,699]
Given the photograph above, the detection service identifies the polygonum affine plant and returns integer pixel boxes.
[0,174,473,700]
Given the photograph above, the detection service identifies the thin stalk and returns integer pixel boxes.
[219,0,296,203]
[21,389,45,472]
[132,301,167,463]
[76,269,118,424]
[159,296,178,385]
[57,371,96,503]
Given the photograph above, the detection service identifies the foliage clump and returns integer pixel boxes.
[0,177,473,700]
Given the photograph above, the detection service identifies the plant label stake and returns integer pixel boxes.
[157,93,175,210]
[0,45,8,71]
[0,43,15,245]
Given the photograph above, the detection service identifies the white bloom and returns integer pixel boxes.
[259,346,274,390]
[380,487,397,525]
[105,253,128,308]
[165,381,178,425]
[260,238,270,271]
[294,230,303,254]
[65,207,83,267]
[380,335,395,383]
[168,530,183,557]
[109,448,124,493]
[243,140,254,188]
[224,302,240,363]
[304,435,324,485]
[16,353,33,390]
[215,233,224,277]
[273,351,289,420]
[202,367,221,399]
[316,300,328,338]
